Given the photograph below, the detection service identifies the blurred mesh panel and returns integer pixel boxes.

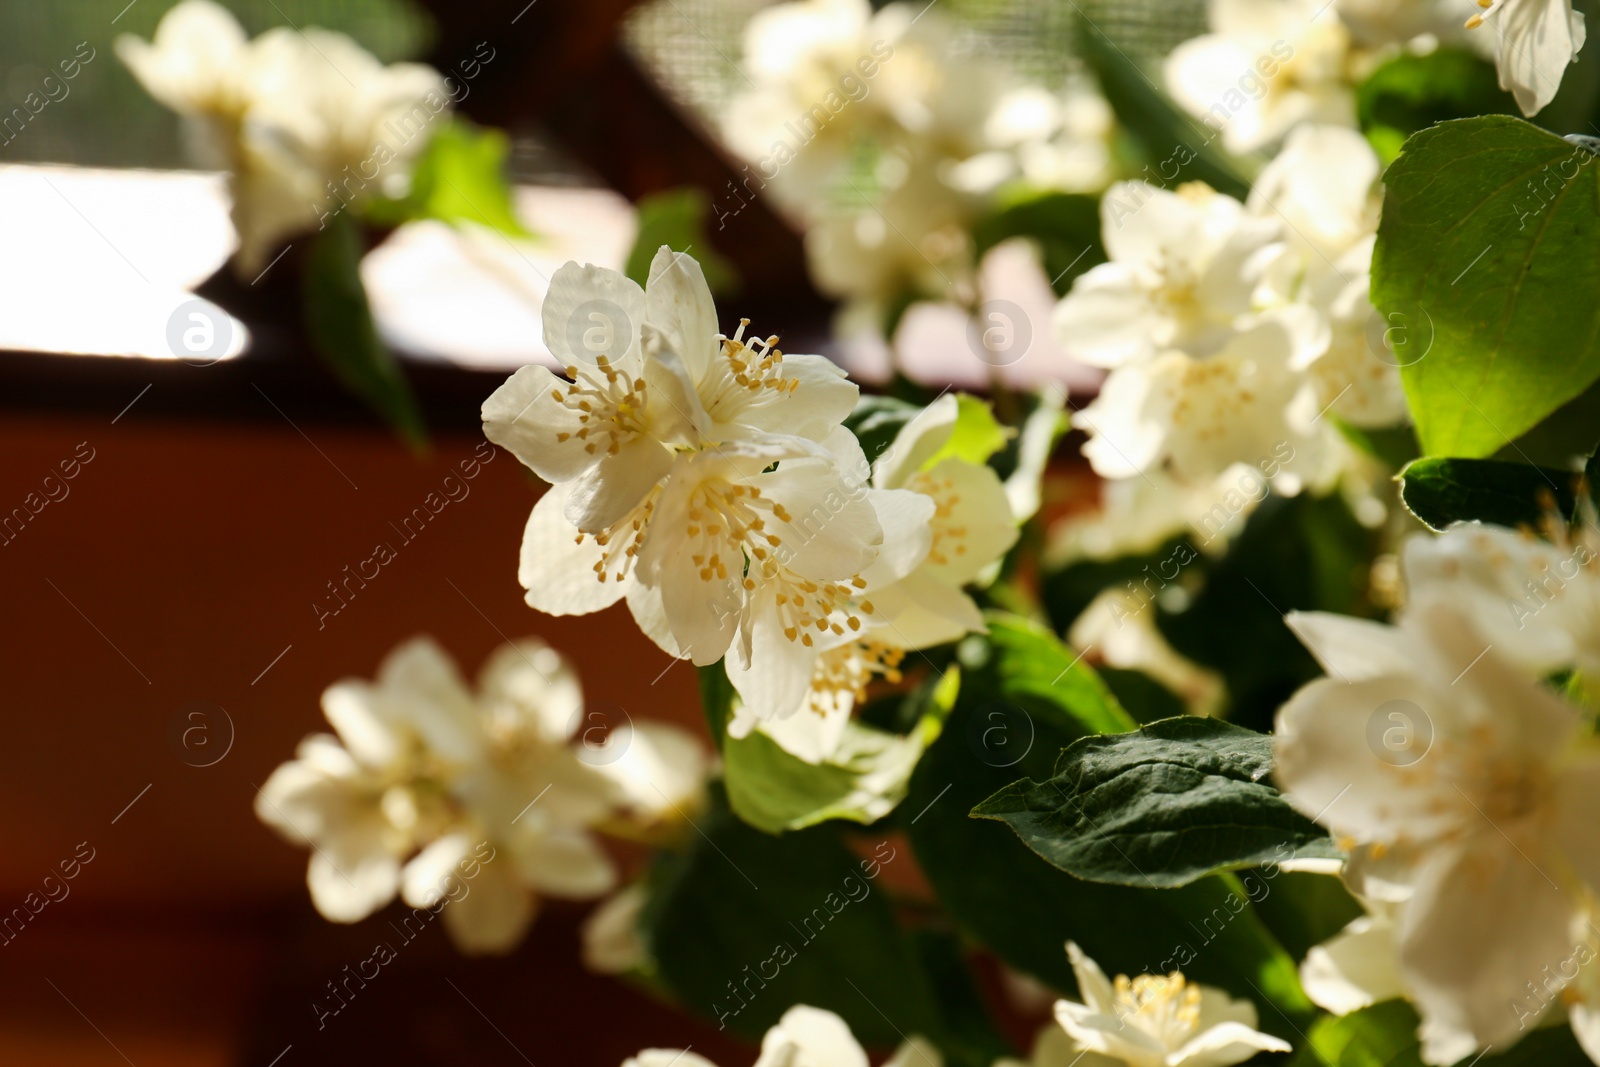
[622,0,1209,132]
[0,0,432,168]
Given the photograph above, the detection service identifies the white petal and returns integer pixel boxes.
[1169,1020,1291,1067]
[320,682,403,769]
[1286,611,1417,682]
[728,591,821,723]
[756,1006,869,1067]
[307,824,401,922]
[1054,264,1161,369]
[511,828,617,898]
[562,435,674,532]
[1399,840,1577,1059]
[873,393,959,490]
[377,637,483,766]
[1066,942,1118,1015]
[1300,915,1407,1016]
[858,488,936,589]
[541,260,645,370]
[481,364,595,484]
[625,1053,721,1067]
[441,857,538,956]
[1495,0,1584,116]
[518,484,629,616]
[644,245,719,381]
[401,832,474,908]
[477,638,584,746]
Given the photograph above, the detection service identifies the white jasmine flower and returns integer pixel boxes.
[976,81,1117,194]
[1054,182,1295,369]
[1466,0,1587,116]
[1248,125,1404,428]
[623,1004,939,1067]
[1050,942,1291,1067]
[255,637,482,923]
[1275,602,1600,1063]
[257,636,628,956]
[118,1,449,271]
[1069,590,1227,716]
[1071,316,1332,490]
[483,248,857,535]
[1401,520,1600,679]
[1165,0,1359,154]
[724,0,1000,208]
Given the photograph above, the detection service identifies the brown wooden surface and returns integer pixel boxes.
[0,409,745,1065]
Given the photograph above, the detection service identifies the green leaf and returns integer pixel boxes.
[302,214,426,446]
[724,699,950,833]
[904,672,1312,1031]
[365,119,530,237]
[642,785,944,1046]
[1398,456,1578,531]
[1292,999,1593,1066]
[967,614,1139,737]
[625,188,740,295]
[1077,16,1254,201]
[1357,48,1517,166]
[973,716,1337,888]
[697,664,735,752]
[972,190,1105,295]
[1372,116,1600,458]
[928,395,1010,468]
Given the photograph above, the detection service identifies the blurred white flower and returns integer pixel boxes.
[623,1004,940,1067]
[117,0,449,272]
[1299,898,1408,1015]
[1275,602,1600,1062]
[1165,0,1358,154]
[258,636,704,956]
[1069,589,1226,716]
[971,81,1117,195]
[1054,182,1294,369]
[724,0,1001,211]
[1401,519,1600,678]
[1249,124,1404,428]
[1334,0,1487,49]
[1049,942,1290,1067]
[1467,0,1587,116]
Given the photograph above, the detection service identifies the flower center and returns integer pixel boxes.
[1113,972,1201,1049]
[808,639,906,716]
[701,319,801,421]
[578,489,659,585]
[911,471,969,567]
[551,355,649,457]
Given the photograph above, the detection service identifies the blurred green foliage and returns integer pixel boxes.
[0,0,431,167]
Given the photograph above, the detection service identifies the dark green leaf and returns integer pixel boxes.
[642,785,943,1046]
[697,664,735,752]
[1357,48,1517,165]
[1372,116,1600,458]
[973,717,1337,888]
[966,613,1138,737]
[1398,456,1578,531]
[904,687,1313,1033]
[1077,17,1254,201]
[302,214,426,446]
[844,394,922,466]
[972,190,1105,295]
[625,188,740,295]
[365,119,530,237]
